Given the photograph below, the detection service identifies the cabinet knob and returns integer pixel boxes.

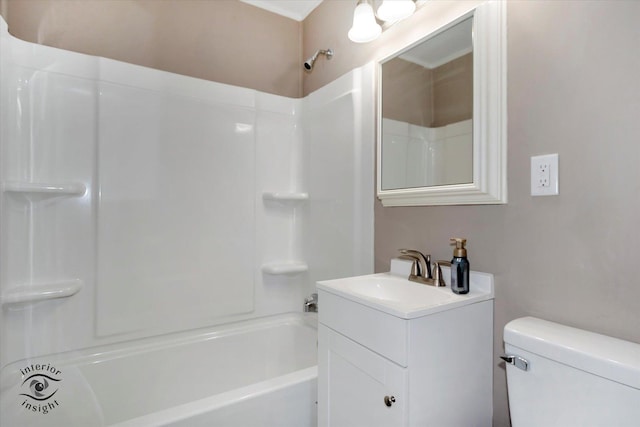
[384,395,396,407]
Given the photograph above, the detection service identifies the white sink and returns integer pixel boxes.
[317,270,494,319]
[341,274,455,304]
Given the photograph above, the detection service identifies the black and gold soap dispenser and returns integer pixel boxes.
[450,238,469,294]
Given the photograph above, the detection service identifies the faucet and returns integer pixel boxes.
[304,293,318,312]
[399,249,432,280]
[398,249,448,287]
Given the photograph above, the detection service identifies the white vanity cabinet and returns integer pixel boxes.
[317,270,494,427]
[319,325,408,426]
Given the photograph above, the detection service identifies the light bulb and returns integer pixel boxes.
[376,0,416,23]
[348,0,382,43]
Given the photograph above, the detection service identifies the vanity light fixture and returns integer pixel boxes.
[348,0,417,43]
[348,0,382,43]
[376,0,416,23]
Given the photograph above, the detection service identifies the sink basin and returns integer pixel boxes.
[317,271,494,319]
[342,275,455,305]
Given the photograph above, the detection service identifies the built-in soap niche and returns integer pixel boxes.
[262,192,309,203]
[261,191,309,277]
[1,182,87,307]
[3,181,86,200]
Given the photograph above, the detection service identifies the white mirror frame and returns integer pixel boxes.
[377,1,506,206]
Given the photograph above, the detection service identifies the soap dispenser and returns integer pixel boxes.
[450,238,469,294]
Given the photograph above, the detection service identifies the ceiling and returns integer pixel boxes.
[399,16,473,69]
[239,0,324,21]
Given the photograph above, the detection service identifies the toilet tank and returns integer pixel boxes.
[503,317,640,427]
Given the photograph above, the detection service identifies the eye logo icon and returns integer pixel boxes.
[20,374,60,401]
[17,363,63,415]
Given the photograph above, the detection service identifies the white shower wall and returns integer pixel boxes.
[381,118,473,189]
[303,67,375,290]
[0,17,373,366]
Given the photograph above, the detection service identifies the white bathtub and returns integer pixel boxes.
[0,313,318,427]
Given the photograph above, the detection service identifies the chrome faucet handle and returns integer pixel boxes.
[397,254,421,277]
[304,293,318,312]
[433,260,451,287]
[399,249,432,279]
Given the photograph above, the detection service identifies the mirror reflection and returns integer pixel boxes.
[381,17,473,190]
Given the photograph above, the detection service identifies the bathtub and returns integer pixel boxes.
[0,313,318,427]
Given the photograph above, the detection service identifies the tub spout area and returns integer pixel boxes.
[304,293,318,312]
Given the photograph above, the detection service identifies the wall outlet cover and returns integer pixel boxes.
[531,154,559,196]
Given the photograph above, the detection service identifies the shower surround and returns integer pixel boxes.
[0,16,374,426]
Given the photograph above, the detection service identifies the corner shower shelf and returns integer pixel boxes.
[3,181,86,200]
[262,192,309,202]
[1,279,83,306]
[261,262,308,276]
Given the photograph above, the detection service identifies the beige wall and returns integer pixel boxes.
[0,0,302,97]
[382,53,473,127]
[382,57,433,126]
[432,52,473,127]
[2,1,639,425]
[307,1,640,426]
[302,0,482,96]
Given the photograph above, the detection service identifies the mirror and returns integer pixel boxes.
[381,17,473,190]
[377,1,506,206]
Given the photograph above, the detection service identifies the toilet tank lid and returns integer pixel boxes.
[504,317,640,390]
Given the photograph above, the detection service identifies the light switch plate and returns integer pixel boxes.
[531,154,559,196]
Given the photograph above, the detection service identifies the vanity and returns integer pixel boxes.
[317,268,494,426]
[315,1,504,424]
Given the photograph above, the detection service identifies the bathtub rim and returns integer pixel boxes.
[111,365,318,427]
[1,312,317,389]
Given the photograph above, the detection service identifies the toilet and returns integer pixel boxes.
[503,317,640,426]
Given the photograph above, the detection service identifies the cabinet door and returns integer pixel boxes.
[318,325,408,427]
